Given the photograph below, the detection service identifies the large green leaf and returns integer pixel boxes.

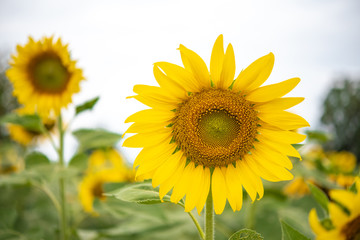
[25,152,50,169]
[0,113,43,132]
[75,96,100,115]
[106,182,170,204]
[228,229,263,240]
[281,221,310,240]
[72,128,122,151]
[68,153,88,170]
[308,182,329,213]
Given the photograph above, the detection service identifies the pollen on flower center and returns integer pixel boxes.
[28,52,70,93]
[342,216,360,240]
[172,88,259,167]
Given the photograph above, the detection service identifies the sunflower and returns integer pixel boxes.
[283,177,312,198]
[6,36,84,117]
[79,148,134,213]
[309,179,360,240]
[7,109,56,146]
[123,35,309,214]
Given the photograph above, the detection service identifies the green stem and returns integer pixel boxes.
[34,183,61,216]
[58,114,67,240]
[205,190,214,240]
[177,202,205,240]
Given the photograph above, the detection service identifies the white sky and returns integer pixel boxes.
[1,0,360,161]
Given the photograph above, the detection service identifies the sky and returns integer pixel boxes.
[1,0,360,161]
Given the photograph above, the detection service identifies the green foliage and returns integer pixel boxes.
[280,221,310,240]
[75,96,100,115]
[68,153,88,170]
[305,130,330,143]
[228,229,263,240]
[308,182,329,214]
[25,152,50,168]
[0,113,43,132]
[72,128,122,152]
[106,182,171,204]
[321,78,360,160]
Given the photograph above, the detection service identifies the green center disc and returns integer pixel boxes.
[198,110,240,147]
[31,54,69,92]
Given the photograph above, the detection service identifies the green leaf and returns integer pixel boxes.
[72,128,122,151]
[348,178,358,193]
[25,152,50,168]
[105,182,171,204]
[281,220,310,240]
[308,182,329,213]
[228,229,263,240]
[68,153,88,170]
[0,113,43,132]
[75,96,100,115]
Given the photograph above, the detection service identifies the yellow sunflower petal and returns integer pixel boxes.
[225,164,243,211]
[196,167,211,215]
[236,160,264,201]
[210,34,224,86]
[259,127,307,144]
[253,141,293,170]
[328,202,349,227]
[125,109,173,124]
[218,43,235,89]
[122,130,171,148]
[255,97,304,111]
[152,150,183,187]
[170,161,196,203]
[153,65,187,100]
[329,189,356,213]
[158,157,186,199]
[184,165,205,212]
[258,111,310,130]
[155,61,199,92]
[232,52,274,92]
[309,208,327,235]
[212,167,227,214]
[133,141,175,168]
[179,44,210,88]
[246,78,300,102]
[258,135,302,159]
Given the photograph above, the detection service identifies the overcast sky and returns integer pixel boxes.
[1,0,360,161]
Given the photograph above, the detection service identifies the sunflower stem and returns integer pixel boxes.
[205,190,214,240]
[58,114,68,240]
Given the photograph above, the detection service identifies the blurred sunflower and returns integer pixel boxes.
[283,177,312,198]
[6,36,84,117]
[309,179,360,240]
[123,35,309,214]
[328,151,357,174]
[7,109,56,146]
[79,148,134,213]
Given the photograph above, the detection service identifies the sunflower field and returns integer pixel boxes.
[1,2,360,239]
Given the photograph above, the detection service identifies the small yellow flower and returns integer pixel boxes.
[123,35,309,214]
[6,36,84,117]
[283,177,311,197]
[309,178,360,240]
[329,174,356,188]
[79,148,134,213]
[328,151,357,174]
[0,146,24,174]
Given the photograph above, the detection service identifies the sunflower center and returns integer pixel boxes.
[92,181,105,199]
[342,216,360,240]
[28,52,70,93]
[199,110,240,147]
[172,88,259,167]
